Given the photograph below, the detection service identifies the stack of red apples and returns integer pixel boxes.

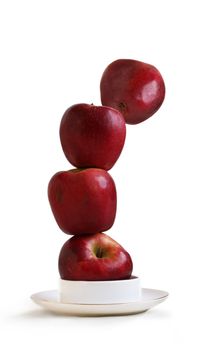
[48,59,165,282]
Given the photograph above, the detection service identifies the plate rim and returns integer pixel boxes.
[31,287,169,306]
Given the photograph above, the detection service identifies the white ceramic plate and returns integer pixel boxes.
[31,288,168,316]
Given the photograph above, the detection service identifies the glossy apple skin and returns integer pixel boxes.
[58,232,133,281]
[100,59,165,125]
[59,103,126,170]
[48,168,117,235]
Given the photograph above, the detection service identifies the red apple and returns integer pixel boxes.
[59,103,126,170]
[100,59,165,125]
[48,168,117,235]
[58,232,133,280]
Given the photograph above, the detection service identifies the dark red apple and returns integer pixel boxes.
[59,103,126,170]
[100,59,165,125]
[48,168,117,235]
[58,232,133,280]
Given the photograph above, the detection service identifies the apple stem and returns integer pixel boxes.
[118,101,127,114]
[96,246,103,258]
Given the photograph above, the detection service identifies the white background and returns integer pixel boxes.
[0,0,203,348]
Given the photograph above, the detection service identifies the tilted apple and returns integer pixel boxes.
[48,168,117,235]
[100,59,165,125]
[58,232,133,281]
[59,103,126,170]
